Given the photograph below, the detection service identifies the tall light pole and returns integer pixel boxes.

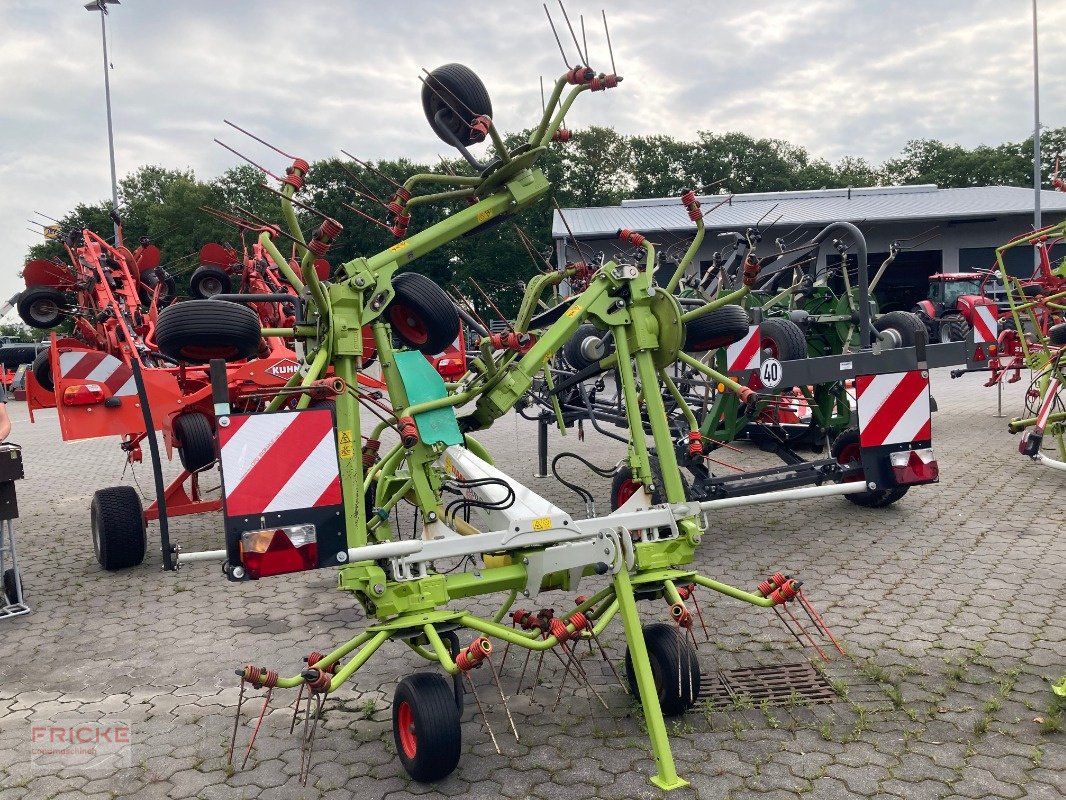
[1032,0,1041,234]
[84,0,121,241]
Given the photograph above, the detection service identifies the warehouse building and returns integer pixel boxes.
[551,184,1066,311]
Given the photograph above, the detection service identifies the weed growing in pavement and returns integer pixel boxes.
[1030,745,1045,767]
[358,698,376,720]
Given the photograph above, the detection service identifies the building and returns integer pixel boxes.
[551,185,1066,311]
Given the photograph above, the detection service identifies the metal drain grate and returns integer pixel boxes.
[699,662,837,710]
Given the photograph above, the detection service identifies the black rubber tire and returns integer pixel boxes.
[610,457,689,510]
[682,304,749,351]
[3,567,19,605]
[173,412,216,472]
[189,265,232,300]
[90,486,147,570]
[155,300,261,364]
[1049,322,1066,347]
[0,343,42,367]
[31,349,54,392]
[624,623,701,717]
[392,672,462,783]
[563,324,611,371]
[17,287,67,329]
[139,271,178,307]
[386,273,460,355]
[940,314,969,344]
[422,63,493,148]
[831,428,909,509]
[875,310,925,348]
[759,317,808,361]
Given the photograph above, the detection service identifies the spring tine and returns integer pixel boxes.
[337,162,388,208]
[551,650,572,712]
[485,655,520,742]
[467,277,513,331]
[340,150,405,191]
[299,694,326,785]
[798,590,846,656]
[214,139,284,182]
[529,650,546,702]
[515,646,534,696]
[543,4,571,70]
[781,602,830,661]
[288,685,305,735]
[580,15,589,70]
[560,641,609,710]
[690,591,710,641]
[773,606,807,651]
[341,202,393,232]
[241,687,272,769]
[588,628,626,691]
[502,622,515,664]
[298,690,313,780]
[558,1,588,66]
[228,679,246,767]
[465,673,501,754]
[224,119,297,159]
[257,182,333,222]
[602,10,616,75]
[419,68,479,122]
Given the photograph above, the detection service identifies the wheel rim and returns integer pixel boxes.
[837,442,863,483]
[762,337,781,359]
[880,328,903,348]
[31,299,58,323]
[396,701,417,759]
[615,479,642,507]
[389,305,430,346]
[200,277,223,296]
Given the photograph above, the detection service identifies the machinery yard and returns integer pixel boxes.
[0,370,1062,800]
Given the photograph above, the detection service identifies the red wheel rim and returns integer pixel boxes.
[389,305,430,346]
[761,337,780,359]
[616,479,642,507]
[397,700,417,758]
[837,442,864,483]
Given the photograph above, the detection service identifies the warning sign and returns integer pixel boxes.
[338,429,354,459]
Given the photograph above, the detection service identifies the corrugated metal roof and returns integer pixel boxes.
[551,185,1066,239]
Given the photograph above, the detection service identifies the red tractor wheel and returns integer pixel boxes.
[392,672,461,782]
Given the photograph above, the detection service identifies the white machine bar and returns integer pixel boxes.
[696,482,867,512]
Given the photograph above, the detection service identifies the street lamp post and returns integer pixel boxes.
[1032,0,1041,234]
[84,0,121,241]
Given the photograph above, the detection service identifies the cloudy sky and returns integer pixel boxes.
[3,0,1064,310]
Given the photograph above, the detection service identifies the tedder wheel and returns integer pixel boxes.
[17,287,67,329]
[189,265,232,299]
[1049,322,1066,347]
[759,317,808,361]
[563,323,612,371]
[422,63,493,148]
[90,485,147,570]
[0,343,41,366]
[874,310,926,348]
[31,350,54,392]
[624,622,702,717]
[3,567,20,605]
[392,672,462,782]
[173,412,216,472]
[682,304,749,352]
[940,314,969,344]
[155,300,261,364]
[386,273,460,355]
[139,271,178,307]
[610,457,689,511]
[831,427,909,509]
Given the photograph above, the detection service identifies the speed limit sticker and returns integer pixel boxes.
[759,358,783,389]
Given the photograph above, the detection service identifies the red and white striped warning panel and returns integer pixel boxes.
[1035,377,1062,432]
[972,305,997,344]
[855,370,931,448]
[219,409,342,517]
[58,350,136,396]
[726,326,761,373]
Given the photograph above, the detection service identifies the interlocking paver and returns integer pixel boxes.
[0,369,1063,800]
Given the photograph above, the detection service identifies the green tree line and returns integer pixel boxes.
[23,125,1066,322]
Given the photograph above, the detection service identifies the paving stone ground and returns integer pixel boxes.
[0,366,1062,799]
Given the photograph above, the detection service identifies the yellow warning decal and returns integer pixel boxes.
[338,429,354,459]
[564,303,582,318]
[388,241,408,252]
[476,209,493,223]
[531,517,552,531]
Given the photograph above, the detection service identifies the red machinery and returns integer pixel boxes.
[18,220,306,570]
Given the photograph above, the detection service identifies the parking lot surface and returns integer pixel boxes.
[0,367,1063,800]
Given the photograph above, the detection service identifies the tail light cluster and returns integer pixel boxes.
[63,383,105,406]
[889,448,939,485]
[240,524,317,578]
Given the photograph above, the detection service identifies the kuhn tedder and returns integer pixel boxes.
[18,216,306,570]
[164,33,954,787]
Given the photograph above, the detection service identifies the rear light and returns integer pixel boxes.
[889,448,939,485]
[434,357,466,380]
[1018,431,1042,457]
[973,345,985,361]
[240,524,317,578]
[63,383,105,406]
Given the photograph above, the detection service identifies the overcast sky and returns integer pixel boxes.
[3,0,1065,313]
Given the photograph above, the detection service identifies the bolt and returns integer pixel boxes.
[427,511,437,522]
[522,558,529,565]
[218,416,230,428]
[232,566,245,579]
[336,552,348,563]
[373,583,385,595]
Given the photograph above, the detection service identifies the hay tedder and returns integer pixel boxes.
[160,29,958,785]
[18,216,307,570]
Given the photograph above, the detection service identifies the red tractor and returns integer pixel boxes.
[913,272,1003,343]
